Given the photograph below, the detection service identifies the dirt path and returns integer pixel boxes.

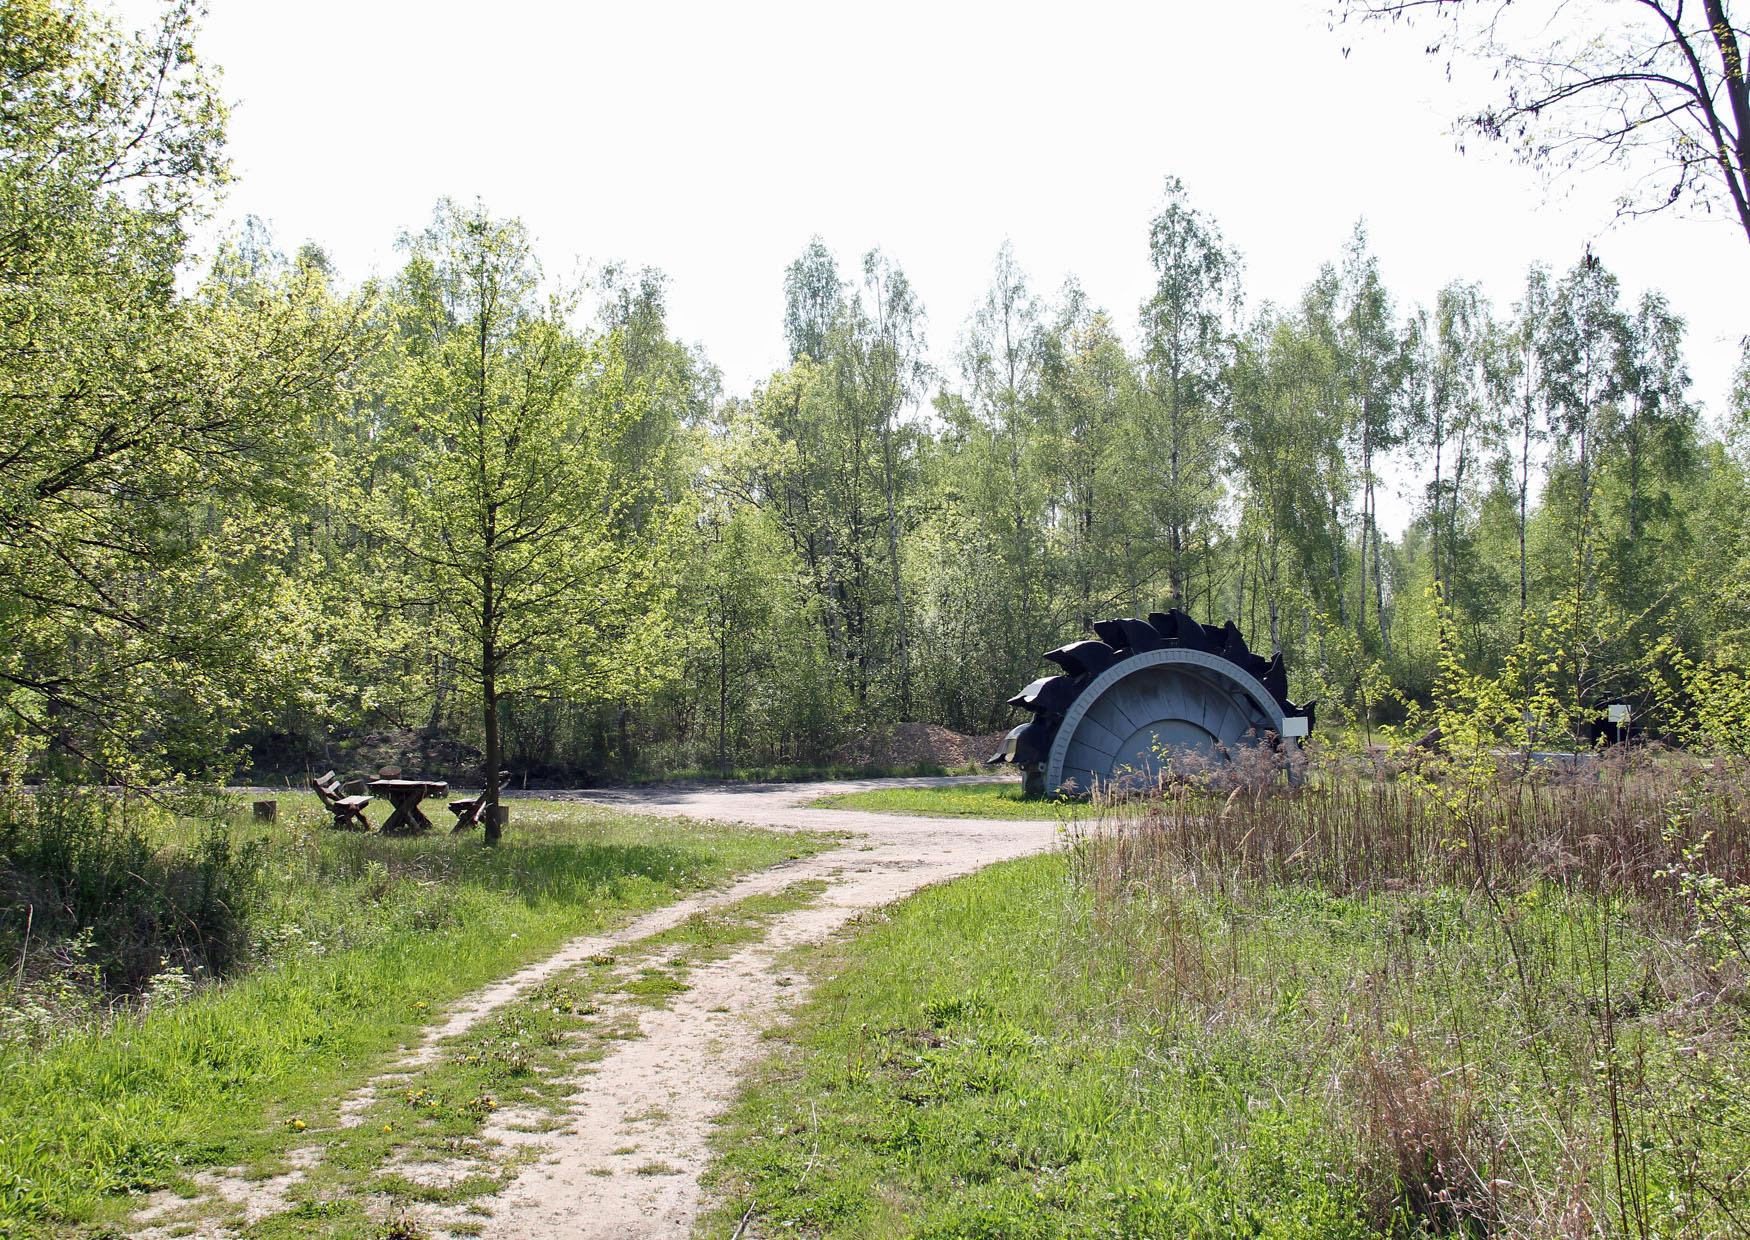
[133,777,1053,1239]
[429,776,1052,1238]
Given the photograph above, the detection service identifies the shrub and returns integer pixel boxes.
[0,787,264,1002]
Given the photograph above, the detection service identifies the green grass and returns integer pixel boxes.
[704,851,1749,1238]
[809,780,1127,820]
[0,797,831,1236]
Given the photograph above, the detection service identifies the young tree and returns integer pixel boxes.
[1230,310,1338,656]
[1039,284,1144,627]
[1543,251,1629,592]
[1603,290,1697,613]
[1420,280,1494,603]
[1498,266,1553,643]
[842,250,927,714]
[1334,224,1406,648]
[1300,264,1359,630]
[783,237,844,365]
[372,201,669,841]
[960,243,1048,656]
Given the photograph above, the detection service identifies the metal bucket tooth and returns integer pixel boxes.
[1091,619,1130,650]
[1045,640,1120,678]
[1112,618,1163,652]
[1007,675,1078,714]
[1261,653,1290,707]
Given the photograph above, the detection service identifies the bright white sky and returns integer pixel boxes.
[169,0,1747,532]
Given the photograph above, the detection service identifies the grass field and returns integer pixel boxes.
[809,780,1122,820]
[711,755,1750,1238]
[0,796,828,1236]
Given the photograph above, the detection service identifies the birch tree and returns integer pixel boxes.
[1138,178,1239,609]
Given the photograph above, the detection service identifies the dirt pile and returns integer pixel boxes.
[245,728,488,788]
[834,721,1008,770]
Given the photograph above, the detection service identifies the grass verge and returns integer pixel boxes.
[705,838,1749,1237]
[0,798,830,1237]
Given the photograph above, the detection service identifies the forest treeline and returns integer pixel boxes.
[6,0,1750,787]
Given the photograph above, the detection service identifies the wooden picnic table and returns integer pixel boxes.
[367,778,448,835]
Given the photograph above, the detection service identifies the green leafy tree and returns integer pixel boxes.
[1334,224,1407,650]
[1542,252,1629,606]
[843,249,927,714]
[1230,310,1340,656]
[959,243,1049,664]
[370,201,671,840]
[0,0,363,779]
[1039,283,1146,627]
[1138,177,1239,610]
[1496,265,1553,644]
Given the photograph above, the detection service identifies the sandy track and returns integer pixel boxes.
[134,778,1053,1238]
[432,776,1056,1238]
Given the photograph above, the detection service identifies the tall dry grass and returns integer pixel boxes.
[1076,745,1750,916]
[1065,743,1750,1237]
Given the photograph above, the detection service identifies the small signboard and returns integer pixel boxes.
[1280,716,1309,739]
[1606,703,1631,724]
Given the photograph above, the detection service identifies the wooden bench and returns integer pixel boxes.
[449,771,510,832]
[311,770,372,830]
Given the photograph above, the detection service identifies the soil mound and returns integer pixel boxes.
[834,722,1007,770]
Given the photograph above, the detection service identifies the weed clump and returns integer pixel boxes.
[0,788,264,1019]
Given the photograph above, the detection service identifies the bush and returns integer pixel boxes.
[0,788,264,999]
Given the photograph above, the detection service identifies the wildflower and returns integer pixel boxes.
[287,1117,307,1131]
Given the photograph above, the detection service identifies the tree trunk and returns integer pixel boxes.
[1518,393,1531,647]
[1701,0,1750,244]
[482,610,502,846]
[1330,495,1347,628]
[1358,410,1372,639]
[1267,533,1282,655]
[1431,406,1444,594]
[1373,521,1392,659]
[879,420,910,715]
[717,604,729,772]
